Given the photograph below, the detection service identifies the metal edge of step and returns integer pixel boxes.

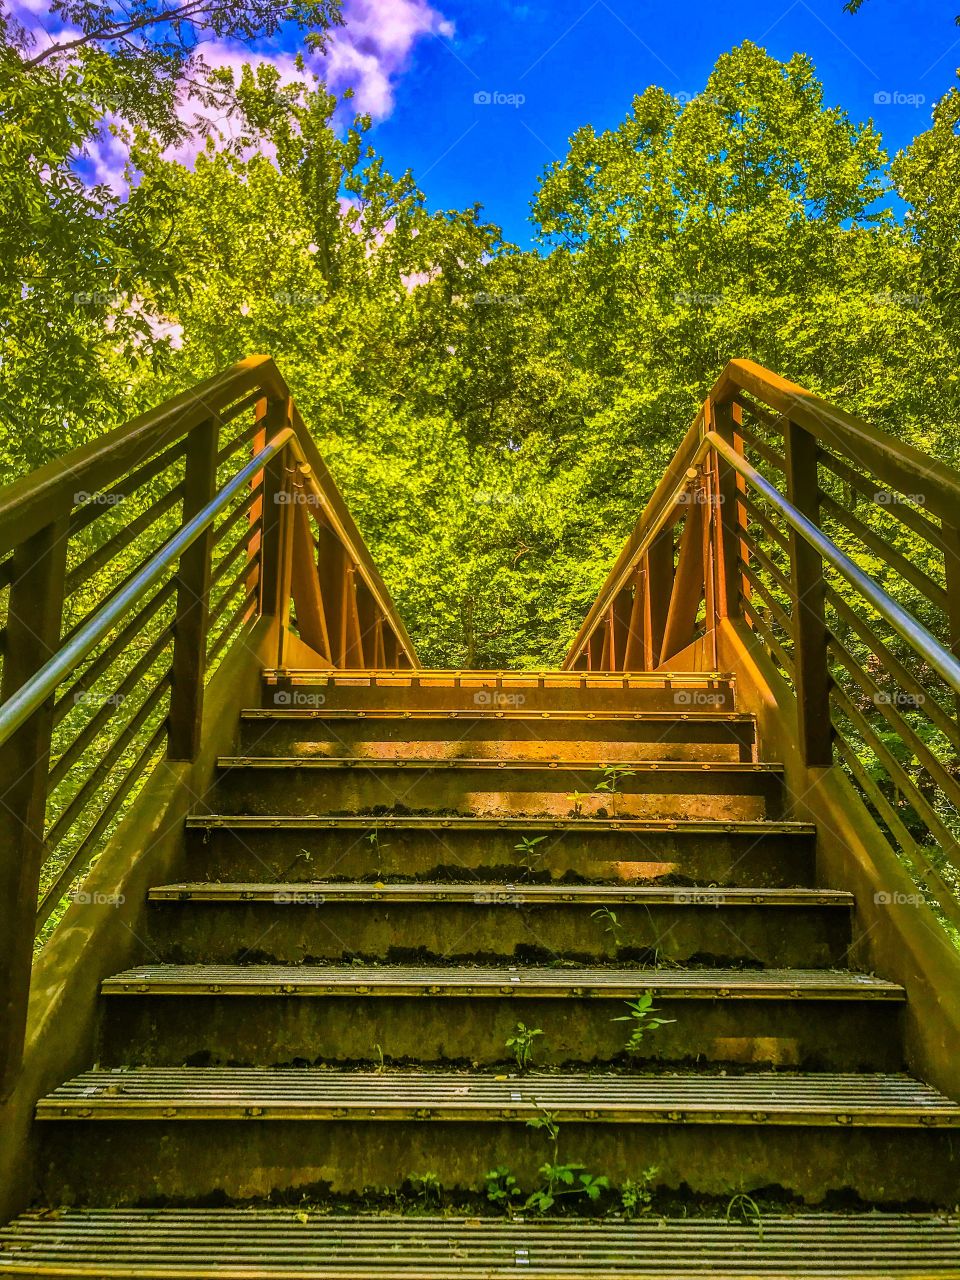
[33,1068,960,1127]
[239,708,757,722]
[260,669,738,683]
[4,1211,960,1279]
[97,964,905,1000]
[184,815,816,834]
[214,758,784,773]
[145,884,855,908]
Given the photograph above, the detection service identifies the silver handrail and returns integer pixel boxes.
[0,427,295,751]
[706,430,960,695]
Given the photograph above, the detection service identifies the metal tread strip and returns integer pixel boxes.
[3,1213,960,1280]
[146,883,853,907]
[185,815,815,834]
[240,709,757,723]
[99,964,904,1000]
[36,1069,960,1125]
[216,758,783,773]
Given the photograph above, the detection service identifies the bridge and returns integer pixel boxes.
[0,356,959,1276]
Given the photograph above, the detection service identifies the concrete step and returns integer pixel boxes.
[5,1211,960,1278]
[145,882,854,968]
[96,964,905,1073]
[34,1069,960,1204]
[237,708,757,762]
[211,758,785,821]
[185,815,817,887]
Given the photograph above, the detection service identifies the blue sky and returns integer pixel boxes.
[359,0,960,246]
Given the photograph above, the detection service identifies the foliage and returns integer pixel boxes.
[613,993,676,1054]
[505,1021,544,1072]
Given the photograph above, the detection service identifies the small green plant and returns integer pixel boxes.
[595,765,636,816]
[726,1191,763,1238]
[485,1166,522,1214]
[365,825,388,878]
[373,1042,384,1074]
[524,1108,609,1214]
[515,832,548,875]
[591,905,624,949]
[408,1171,443,1208]
[567,790,586,817]
[506,1022,544,1072]
[613,992,676,1054]
[620,1167,659,1218]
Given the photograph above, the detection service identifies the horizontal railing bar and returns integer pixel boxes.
[0,430,294,751]
[740,490,791,555]
[741,597,795,678]
[36,719,169,932]
[819,493,948,614]
[824,583,960,752]
[740,561,794,637]
[828,635,960,814]
[738,421,786,472]
[0,356,280,554]
[47,624,174,790]
[707,430,960,695]
[722,360,960,522]
[65,484,185,596]
[817,448,945,552]
[734,393,784,436]
[206,585,259,667]
[217,390,262,431]
[832,735,960,931]
[210,520,262,591]
[205,569,247,635]
[739,528,793,597]
[53,581,177,728]
[44,674,172,852]
[216,414,262,467]
[66,439,187,541]
[212,485,259,547]
[829,682,960,857]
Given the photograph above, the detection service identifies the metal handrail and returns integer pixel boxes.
[706,430,960,696]
[0,428,294,751]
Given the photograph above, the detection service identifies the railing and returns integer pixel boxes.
[0,355,416,1093]
[565,358,960,933]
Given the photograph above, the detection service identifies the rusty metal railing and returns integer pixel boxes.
[0,355,416,1094]
[565,358,960,933]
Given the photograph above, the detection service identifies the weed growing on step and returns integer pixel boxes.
[591,905,624,949]
[515,832,548,875]
[373,1043,384,1074]
[408,1172,443,1209]
[594,765,636,817]
[525,1109,609,1214]
[726,1191,763,1238]
[613,992,676,1054]
[620,1168,659,1218]
[365,825,388,878]
[506,1022,544,1071]
[485,1166,522,1215]
[567,790,586,817]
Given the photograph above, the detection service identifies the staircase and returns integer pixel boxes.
[3,357,960,1275]
[4,668,960,1275]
